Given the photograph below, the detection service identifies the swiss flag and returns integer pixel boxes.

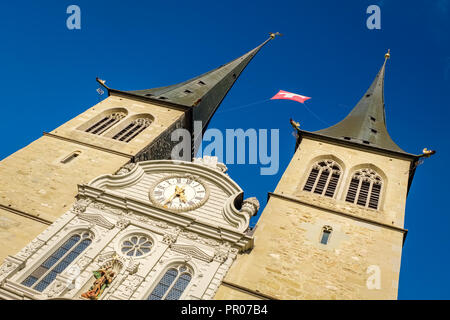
[271,90,311,104]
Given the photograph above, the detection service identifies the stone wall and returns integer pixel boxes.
[214,137,412,300]
[0,94,186,264]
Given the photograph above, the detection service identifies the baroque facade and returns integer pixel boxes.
[0,158,259,300]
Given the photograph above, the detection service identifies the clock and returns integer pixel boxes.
[149,174,209,212]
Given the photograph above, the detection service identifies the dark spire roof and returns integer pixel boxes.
[99,35,277,133]
[313,51,409,155]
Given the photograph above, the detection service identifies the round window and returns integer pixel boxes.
[121,235,152,257]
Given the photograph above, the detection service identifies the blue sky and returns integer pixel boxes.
[0,1,448,299]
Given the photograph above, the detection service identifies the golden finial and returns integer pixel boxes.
[385,49,390,59]
[421,148,436,158]
[290,118,301,131]
[270,32,282,39]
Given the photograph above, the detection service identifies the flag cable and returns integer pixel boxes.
[216,97,329,126]
[215,99,271,115]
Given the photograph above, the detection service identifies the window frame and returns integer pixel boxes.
[78,108,128,136]
[18,230,94,293]
[145,263,194,300]
[345,168,383,210]
[303,159,342,198]
[319,225,333,245]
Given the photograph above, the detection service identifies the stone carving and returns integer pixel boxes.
[116,219,130,230]
[0,260,19,284]
[120,274,143,298]
[240,197,260,217]
[171,244,213,262]
[213,242,232,263]
[156,221,169,229]
[16,239,45,260]
[181,231,198,240]
[72,198,92,214]
[125,258,140,275]
[162,226,182,245]
[46,280,66,298]
[137,215,149,223]
[79,213,115,230]
[163,233,178,246]
[116,163,136,175]
[89,202,126,216]
[74,256,92,270]
[176,229,221,248]
[97,251,117,264]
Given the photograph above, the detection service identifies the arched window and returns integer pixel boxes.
[21,231,93,292]
[147,264,192,300]
[303,160,341,198]
[85,112,126,135]
[345,168,383,210]
[320,225,333,245]
[112,118,151,143]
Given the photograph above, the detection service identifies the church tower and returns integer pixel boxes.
[0,36,274,264]
[215,52,422,299]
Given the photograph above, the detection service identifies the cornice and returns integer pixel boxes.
[76,186,253,251]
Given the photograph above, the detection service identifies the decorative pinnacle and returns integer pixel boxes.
[270,32,282,39]
[385,49,391,59]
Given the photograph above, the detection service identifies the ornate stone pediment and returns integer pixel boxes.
[170,244,213,262]
[78,213,115,230]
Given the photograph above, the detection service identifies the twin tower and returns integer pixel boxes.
[0,35,423,299]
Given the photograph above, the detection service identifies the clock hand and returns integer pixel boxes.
[179,192,187,203]
[162,192,177,206]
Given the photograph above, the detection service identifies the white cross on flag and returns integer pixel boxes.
[271,90,311,104]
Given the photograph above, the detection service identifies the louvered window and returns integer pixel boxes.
[303,160,341,198]
[85,112,126,135]
[345,169,383,210]
[147,264,192,300]
[22,231,93,292]
[112,118,151,143]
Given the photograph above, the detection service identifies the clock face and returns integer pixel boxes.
[149,175,208,212]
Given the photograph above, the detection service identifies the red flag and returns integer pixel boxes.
[271,90,311,104]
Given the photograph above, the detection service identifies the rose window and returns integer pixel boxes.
[121,235,152,257]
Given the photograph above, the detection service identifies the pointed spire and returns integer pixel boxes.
[314,50,407,154]
[100,34,278,133]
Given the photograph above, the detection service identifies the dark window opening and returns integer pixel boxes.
[184,89,192,94]
[345,169,382,210]
[370,116,376,121]
[112,118,151,143]
[198,80,206,86]
[320,227,332,245]
[303,160,341,198]
[362,140,370,144]
[371,129,378,134]
[343,137,351,140]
